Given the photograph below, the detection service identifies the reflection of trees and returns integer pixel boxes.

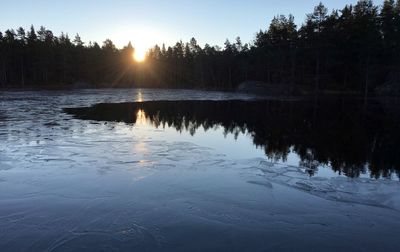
[64,99,400,179]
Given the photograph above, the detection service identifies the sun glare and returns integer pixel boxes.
[114,26,167,63]
[133,49,146,62]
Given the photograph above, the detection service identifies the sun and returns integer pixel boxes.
[133,49,146,62]
[114,26,163,62]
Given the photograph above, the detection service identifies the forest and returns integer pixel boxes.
[1,0,400,96]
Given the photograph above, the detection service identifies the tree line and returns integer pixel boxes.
[1,0,400,95]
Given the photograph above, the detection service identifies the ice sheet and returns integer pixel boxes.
[0,89,399,251]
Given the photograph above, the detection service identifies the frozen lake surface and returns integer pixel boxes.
[0,89,400,251]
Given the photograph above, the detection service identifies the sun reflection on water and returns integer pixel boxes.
[136,109,147,125]
[137,91,143,102]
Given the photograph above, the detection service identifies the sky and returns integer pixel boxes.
[1,0,385,50]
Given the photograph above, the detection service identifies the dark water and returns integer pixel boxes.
[65,99,400,180]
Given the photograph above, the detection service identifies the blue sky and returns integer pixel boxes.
[1,0,385,49]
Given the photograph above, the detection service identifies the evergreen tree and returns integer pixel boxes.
[1,1,400,94]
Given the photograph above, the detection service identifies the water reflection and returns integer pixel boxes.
[136,109,147,125]
[64,99,400,179]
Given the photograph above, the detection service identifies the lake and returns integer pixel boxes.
[0,89,399,251]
